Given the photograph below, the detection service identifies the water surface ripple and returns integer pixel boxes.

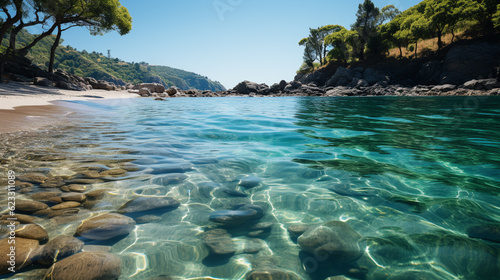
[2,96,500,280]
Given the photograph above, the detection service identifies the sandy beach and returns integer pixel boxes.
[0,81,138,133]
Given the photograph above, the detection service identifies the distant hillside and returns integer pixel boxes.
[6,29,226,91]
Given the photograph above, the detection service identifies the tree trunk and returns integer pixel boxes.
[19,23,58,54]
[0,0,23,47]
[398,45,402,59]
[415,41,418,58]
[323,46,327,66]
[437,29,443,49]
[0,60,5,84]
[9,23,24,52]
[49,25,62,73]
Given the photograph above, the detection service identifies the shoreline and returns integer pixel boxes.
[2,81,499,134]
[0,81,138,133]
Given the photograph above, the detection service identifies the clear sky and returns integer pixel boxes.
[53,0,421,89]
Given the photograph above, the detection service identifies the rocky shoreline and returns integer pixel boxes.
[130,78,500,100]
[4,34,500,99]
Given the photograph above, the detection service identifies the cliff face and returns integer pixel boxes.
[295,34,500,87]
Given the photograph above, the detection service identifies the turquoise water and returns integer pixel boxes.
[3,96,500,279]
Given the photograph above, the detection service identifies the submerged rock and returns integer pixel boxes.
[85,189,112,201]
[99,168,127,177]
[75,213,136,240]
[246,269,301,280]
[202,228,236,257]
[288,224,312,240]
[68,184,90,193]
[298,221,363,263]
[0,214,36,224]
[61,193,86,203]
[244,238,265,254]
[151,173,188,186]
[44,252,121,280]
[135,215,162,224]
[238,176,263,188]
[0,237,40,275]
[14,224,48,243]
[35,235,84,265]
[467,224,500,243]
[221,188,248,197]
[51,201,81,210]
[17,173,48,184]
[209,204,265,226]
[31,191,62,200]
[16,200,49,213]
[118,197,180,214]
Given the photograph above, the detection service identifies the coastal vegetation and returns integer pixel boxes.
[0,0,226,91]
[299,0,500,72]
[0,0,132,81]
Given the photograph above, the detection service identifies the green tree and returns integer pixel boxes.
[494,4,500,28]
[379,15,406,58]
[0,0,23,48]
[352,0,380,60]
[324,25,352,65]
[471,0,500,33]
[42,0,132,73]
[424,0,463,49]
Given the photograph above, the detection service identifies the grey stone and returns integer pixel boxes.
[118,197,180,214]
[432,84,456,92]
[298,221,363,263]
[202,228,235,256]
[35,235,84,265]
[209,204,265,226]
[76,213,136,240]
[326,67,353,87]
[33,77,52,87]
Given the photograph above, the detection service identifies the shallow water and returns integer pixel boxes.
[1,96,500,279]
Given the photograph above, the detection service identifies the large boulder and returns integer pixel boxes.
[233,80,262,94]
[463,78,500,90]
[88,79,116,90]
[139,88,151,97]
[75,213,136,240]
[439,41,500,85]
[166,87,178,96]
[297,221,363,263]
[326,67,353,87]
[43,252,121,280]
[134,83,165,93]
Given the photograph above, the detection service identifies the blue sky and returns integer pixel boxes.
[54,0,421,89]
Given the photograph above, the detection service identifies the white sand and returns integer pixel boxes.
[0,81,139,133]
[0,81,138,110]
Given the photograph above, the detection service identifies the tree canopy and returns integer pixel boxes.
[298,0,500,72]
[0,0,132,79]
